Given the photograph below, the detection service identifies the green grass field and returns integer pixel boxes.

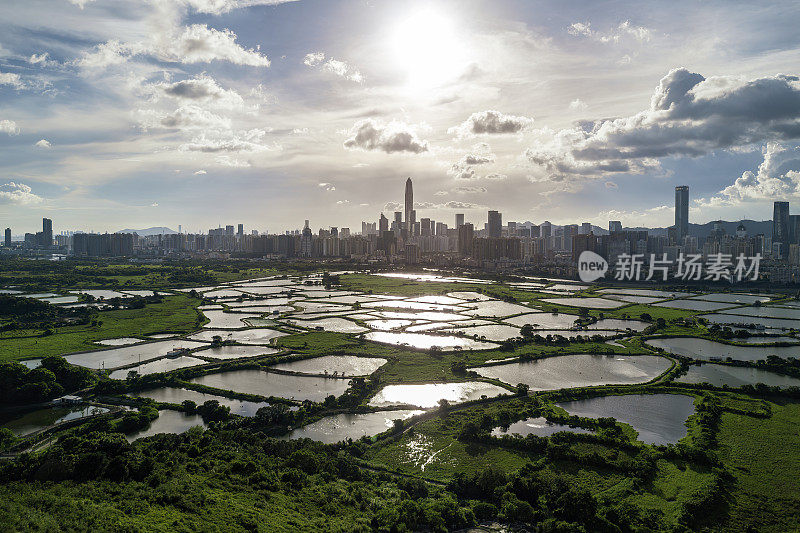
[0,294,205,362]
[713,399,800,532]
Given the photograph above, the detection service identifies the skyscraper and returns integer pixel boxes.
[455,213,464,228]
[580,222,592,234]
[609,220,622,233]
[488,210,502,238]
[675,186,689,241]
[773,201,790,258]
[42,218,53,247]
[404,177,413,234]
[379,213,389,234]
[540,221,552,239]
[237,224,244,237]
[4,228,10,247]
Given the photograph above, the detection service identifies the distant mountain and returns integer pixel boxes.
[517,219,772,238]
[632,220,772,240]
[117,227,176,236]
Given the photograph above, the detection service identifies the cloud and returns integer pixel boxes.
[78,24,270,68]
[303,51,364,83]
[0,120,19,135]
[215,155,250,167]
[180,128,279,152]
[0,72,24,89]
[336,199,350,205]
[455,186,487,194]
[526,68,800,182]
[447,143,497,180]
[569,98,588,111]
[318,182,336,191]
[568,20,651,44]
[150,202,159,207]
[605,181,618,189]
[344,119,429,154]
[484,173,507,181]
[448,110,534,137]
[194,169,207,175]
[441,201,485,209]
[68,0,95,8]
[0,182,43,205]
[700,142,800,206]
[156,75,243,108]
[138,105,232,130]
[182,0,298,15]
[383,202,401,212]
[35,139,52,148]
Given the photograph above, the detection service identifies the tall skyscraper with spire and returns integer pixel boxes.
[404,177,413,236]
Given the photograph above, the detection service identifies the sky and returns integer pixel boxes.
[1,0,800,234]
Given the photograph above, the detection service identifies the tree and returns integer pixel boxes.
[516,383,530,396]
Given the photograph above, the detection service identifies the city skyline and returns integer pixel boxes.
[2,1,800,232]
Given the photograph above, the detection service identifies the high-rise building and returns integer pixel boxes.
[420,218,431,236]
[507,221,516,236]
[379,214,389,234]
[300,220,312,257]
[237,224,244,237]
[789,214,800,245]
[42,218,53,247]
[404,177,413,234]
[455,213,465,228]
[609,220,622,233]
[458,223,474,256]
[4,228,10,247]
[530,225,540,238]
[540,221,552,239]
[487,210,502,238]
[580,222,592,234]
[675,186,689,240]
[410,210,417,235]
[773,201,790,258]
[392,211,403,233]
[225,225,235,236]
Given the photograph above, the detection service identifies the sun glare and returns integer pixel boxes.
[389,8,468,91]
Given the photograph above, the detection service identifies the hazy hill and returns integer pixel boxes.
[116,227,176,236]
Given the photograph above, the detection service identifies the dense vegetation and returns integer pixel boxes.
[1,265,799,531]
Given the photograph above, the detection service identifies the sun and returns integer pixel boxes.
[389,7,469,91]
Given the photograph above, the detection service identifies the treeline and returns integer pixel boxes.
[0,356,95,405]
[0,295,95,330]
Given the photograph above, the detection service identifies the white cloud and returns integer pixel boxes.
[35,139,52,148]
[484,173,507,181]
[78,24,270,68]
[569,98,588,110]
[215,155,251,167]
[526,68,800,182]
[343,119,429,154]
[182,0,298,15]
[0,72,24,89]
[194,169,207,175]
[448,110,534,138]
[318,182,336,191]
[68,0,95,8]
[605,181,618,189]
[180,128,279,153]
[0,120,19,135]
[700,143,800,206]
[150,202,159,207]
[136,105,232,130]
[568,20,651,44]
[303,51,364,83]
[0,182,43,205]
[455,186,487,194]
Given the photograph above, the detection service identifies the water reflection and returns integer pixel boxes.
[557,394,694,445]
